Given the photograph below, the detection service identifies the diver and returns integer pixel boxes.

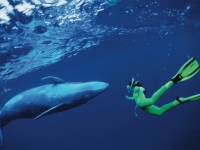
[126,57,200,116]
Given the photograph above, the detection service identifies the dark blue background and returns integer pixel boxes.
[1,35,200,150]
[0,0,200,150]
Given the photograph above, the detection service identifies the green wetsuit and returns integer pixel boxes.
[126,81,200,115]
[126,57,200,115]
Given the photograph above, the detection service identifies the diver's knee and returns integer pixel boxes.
[165,81,173,89]
[149,111,163,116]
[156,111,163,116]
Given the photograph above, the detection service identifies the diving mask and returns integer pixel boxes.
[127,77,146,94]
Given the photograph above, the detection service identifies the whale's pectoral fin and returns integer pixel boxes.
[41,76,65,84]
[34,103,66,120]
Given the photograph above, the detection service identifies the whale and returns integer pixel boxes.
[0,76,109,146]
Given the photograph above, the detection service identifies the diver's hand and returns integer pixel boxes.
[126,96,132,100]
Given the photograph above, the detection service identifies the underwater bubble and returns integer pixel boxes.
[186,5,190,10]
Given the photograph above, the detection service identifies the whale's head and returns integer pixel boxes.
[79,81,109,101]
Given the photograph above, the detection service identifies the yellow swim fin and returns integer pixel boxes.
[172,57,200,84]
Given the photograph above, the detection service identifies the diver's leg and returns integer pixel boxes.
[150,81,174,104]
[149,57,200,105]
[144,100,180,115]
[146,94,200,115]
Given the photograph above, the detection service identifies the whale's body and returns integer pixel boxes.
[0,76,109,146]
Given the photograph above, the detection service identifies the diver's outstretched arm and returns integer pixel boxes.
[126,96,134,100]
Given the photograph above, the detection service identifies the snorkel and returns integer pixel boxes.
[127,76,135,92]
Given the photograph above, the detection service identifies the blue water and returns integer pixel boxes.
[0,0,200,149]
